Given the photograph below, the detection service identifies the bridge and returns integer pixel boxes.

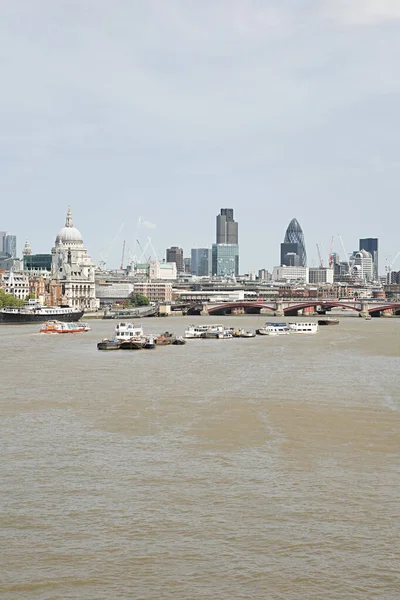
[174,300,400,317]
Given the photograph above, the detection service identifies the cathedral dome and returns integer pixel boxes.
[55,207,83,245]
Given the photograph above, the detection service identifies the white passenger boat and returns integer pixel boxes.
[40,320,91,334]
[184,324,224,339]
[288,322,319,334]
[256,322,289,336]
[115,322,145,341]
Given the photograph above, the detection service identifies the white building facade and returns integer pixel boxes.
[51,207,98,309]
[135,261,177,280]
[272,265,309,283]
[352,251,373,282]
[0,271,30,299]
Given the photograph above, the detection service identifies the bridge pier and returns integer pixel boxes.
[359,302,368,318]
[200,304,209,316]
[381,308,394,317]
[274,302,284,317]
[232,307,245,315]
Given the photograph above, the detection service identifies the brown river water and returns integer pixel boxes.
[0,316,399,600]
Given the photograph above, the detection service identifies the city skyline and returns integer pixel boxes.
[1,208,385,275]
[1,2,400,271]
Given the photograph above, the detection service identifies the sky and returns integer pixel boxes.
[1,0,400,273]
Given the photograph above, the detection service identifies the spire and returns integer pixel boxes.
[65,206,73,228]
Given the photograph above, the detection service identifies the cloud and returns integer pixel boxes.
[321,0,400,26]
[138,217,156,230]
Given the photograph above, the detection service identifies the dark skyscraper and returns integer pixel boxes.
[280,218,307,266]
[359,238,378,280]
[216,208,238,244]
[166,246,184,273]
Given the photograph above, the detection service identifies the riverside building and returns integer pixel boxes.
[50,207,98,309]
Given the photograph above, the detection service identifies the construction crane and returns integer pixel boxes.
[98,222,125,269]
[338,233,351,275]
[136,239,150,263]
[316,244,324,268]
[120,240,126,270]
[385,250,400,283]
[136,236,159,263]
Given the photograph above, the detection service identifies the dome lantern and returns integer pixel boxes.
[55,206,83,245]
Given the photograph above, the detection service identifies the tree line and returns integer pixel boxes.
[0,289,25,308]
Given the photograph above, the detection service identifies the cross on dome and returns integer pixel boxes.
[65,206,73,228]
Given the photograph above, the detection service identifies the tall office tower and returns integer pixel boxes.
[4,234,17,258]
[359,238,378,280]
[0,231,6,252]
[191,248,212,277]
[166,246,184,273]
[214,208,239,276]
[280,218,307,266]
[212,243,239,277]
[216,208,238,244]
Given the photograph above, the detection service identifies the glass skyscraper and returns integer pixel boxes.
[212,243,239,277]
[213,208,239,276]
[191,248,212,277]
[280,218,307,266]
[359,238,378,280]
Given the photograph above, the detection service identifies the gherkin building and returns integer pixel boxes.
[283,218,307,266]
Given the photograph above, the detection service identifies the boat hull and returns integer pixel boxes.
[0,310,84,324]
[120,340,145,350]
[97,340,121,350]
[172,338,186,345]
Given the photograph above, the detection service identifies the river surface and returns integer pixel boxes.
[1,316,399,600]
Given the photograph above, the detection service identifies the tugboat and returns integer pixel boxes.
[143,336,156,349]
[115,322,144,340]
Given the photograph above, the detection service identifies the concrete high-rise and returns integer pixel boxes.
[166,246,184,274]
[280,218,307,266]
[359,238,378,280]
[216,208,238,244]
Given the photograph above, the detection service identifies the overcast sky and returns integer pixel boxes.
[1,0,400,273]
